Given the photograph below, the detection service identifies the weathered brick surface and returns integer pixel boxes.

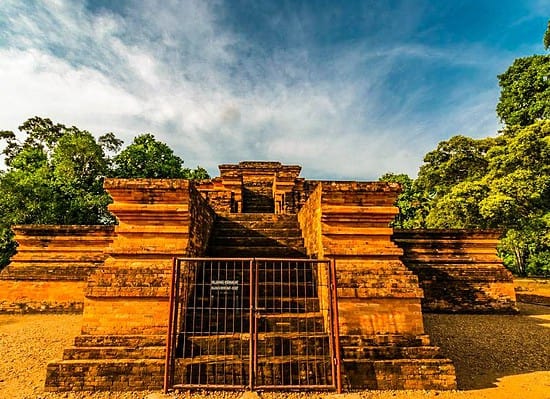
[188,185,217,255]
[344,358,456,390]
[46,179,215,391]
[45,359,165,391]
[195,178,234,212]
[297,181,456,390]
[32,162,530,392]
[0,280,86,313]
[394,230,517,313]
[298,182,424,332]
[198,161,303,214]
[0,225,113,313]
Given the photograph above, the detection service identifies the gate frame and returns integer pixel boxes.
[164,257,341,393]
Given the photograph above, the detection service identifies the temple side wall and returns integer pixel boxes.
[393,230,517,313]
[316,182,425,336]
[298,182,456,390]
[0,225,114,313]
[79,179,192,336]
[297,183,323,258]
[46,179,216,391]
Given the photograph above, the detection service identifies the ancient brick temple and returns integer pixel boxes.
[0,161,517,391]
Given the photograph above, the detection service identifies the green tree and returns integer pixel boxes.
[379,173,426,228]
[411,121,550,276]
[480,122,550,275]
[396,22,550,276]
[111,133,209,179]
[425,181,490,229]
[0,117,119,268]
[184,165,210,180]
[415,135,494,202]
[0,118,209,271]
[496,55,550,127]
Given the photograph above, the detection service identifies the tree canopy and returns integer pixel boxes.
[112,134,185,178]
[0,117,209,269]
[383,24,550,276]
[496,55,550,127]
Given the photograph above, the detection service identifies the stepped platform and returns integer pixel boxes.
[40,161,463,392]
[0,225,114,313]
[207,213,308,258]
[45,334,166,391]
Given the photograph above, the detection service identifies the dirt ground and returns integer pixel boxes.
[1,303,549,399]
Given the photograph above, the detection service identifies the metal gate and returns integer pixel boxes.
[164,258,341,392]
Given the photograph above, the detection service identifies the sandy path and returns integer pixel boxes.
[0,304,549,399]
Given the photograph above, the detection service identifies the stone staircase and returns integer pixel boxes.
[207,213,308,258]
[339,333,455,389]
[242,182,274,213]
[173,213,334,387]
[46,335,166,390]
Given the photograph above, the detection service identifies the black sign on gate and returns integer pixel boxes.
[164,257,341,392]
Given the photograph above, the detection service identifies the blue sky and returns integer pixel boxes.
[0,1,548,179]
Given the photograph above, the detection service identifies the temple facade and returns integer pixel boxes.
[0,161,517,392]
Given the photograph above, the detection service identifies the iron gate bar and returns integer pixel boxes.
[164,257,340,392]
[168,258,252,390]
[249,258,254,391]
[330,258,342,393]
[163,257,178,393]
[252,258,336,390]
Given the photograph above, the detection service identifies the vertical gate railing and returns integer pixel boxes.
[164,258,340,392]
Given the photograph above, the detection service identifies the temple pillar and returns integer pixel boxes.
[298,181,456,390]
[45,178,216,391]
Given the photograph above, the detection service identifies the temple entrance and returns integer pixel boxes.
[242,182,275,213]
[164,258,340,391]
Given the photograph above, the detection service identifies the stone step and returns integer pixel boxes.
[182,332,330,357]
[258,297,320,312]
[183,311,325,334]
[339,334,432,348]
[342,345,441,360]
[211,228,302,238]
[174,356,333,387]
[63,345,165,360]
[257,282,317,298]
[184,311,251,333]
[45,358,164,391]
[242,208,275,214]
[255,358,333,386]
[73,335,166,347]
[174,356,249,387]
[211,236,305,248]
[194,265,314,282]
[214,222,301,232]
[181,334,250,356]
[216,213,299,222]
[258,312,325,333]
[208,246,307,258]
[190,296,320,312]
[342,358,456,390]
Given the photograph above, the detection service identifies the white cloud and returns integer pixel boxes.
[0,48,142,134]
[0,0,516,179]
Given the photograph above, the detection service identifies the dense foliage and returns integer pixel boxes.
[496,55,550,127]
[382,23,550,276]
[0,118,209,269]
[111,134,208,179]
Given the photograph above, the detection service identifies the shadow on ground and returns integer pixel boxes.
[423,302,550,390]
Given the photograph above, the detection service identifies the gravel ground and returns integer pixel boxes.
[424,303,550,390]
[1,303,549,399]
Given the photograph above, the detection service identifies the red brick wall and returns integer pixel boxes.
[394,230,517,313]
